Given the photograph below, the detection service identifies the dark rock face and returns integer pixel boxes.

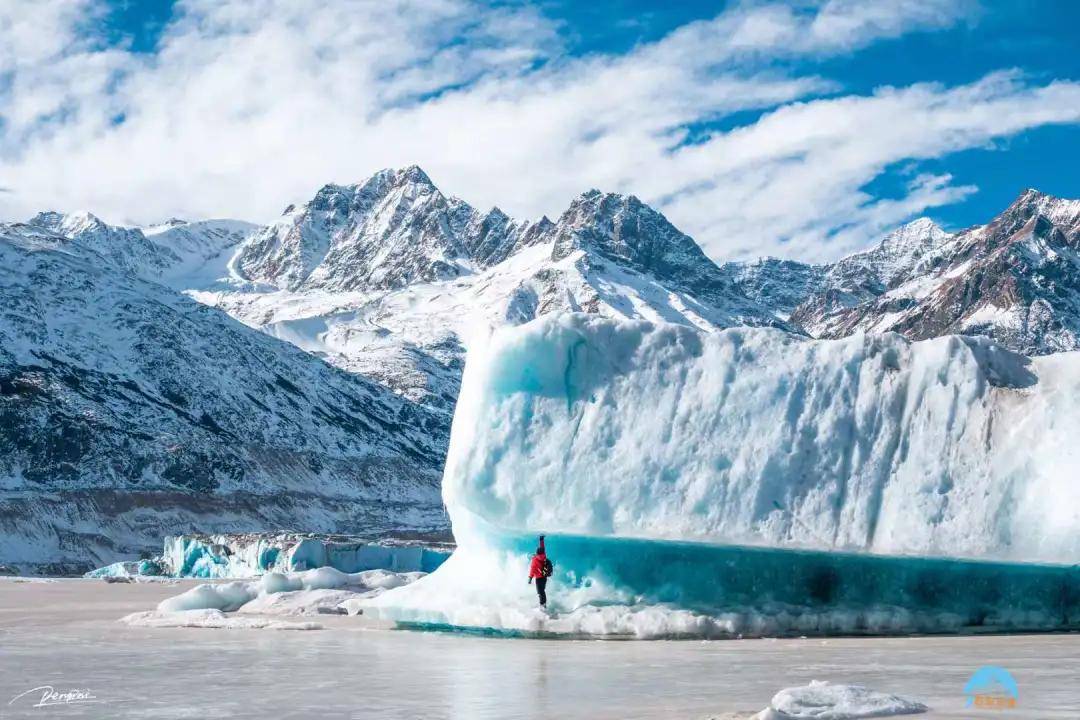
[0,225,446,571]
[721,257,828,319]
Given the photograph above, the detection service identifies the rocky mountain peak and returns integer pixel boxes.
[878,217,947,250]
[29,209,109,237]
[552,190,698,267]
[236,167,515,292]
[998,188,1080,241]
[550,189,789,329]
[783,187,1080,355]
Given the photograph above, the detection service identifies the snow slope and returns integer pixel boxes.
[365,314,1080,637]
[0,223,447,573]
[28,211,257,288]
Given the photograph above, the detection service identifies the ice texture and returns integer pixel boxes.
[120,609,322,631]
[158,581,259,612]
[754,680,928,719]
[366,314,1080,637]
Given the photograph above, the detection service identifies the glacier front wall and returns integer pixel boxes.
[366,315,1080,637]
[161,534,450,579]
[444,314,1078,562]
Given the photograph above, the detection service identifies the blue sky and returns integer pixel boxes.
[2,0,1078,262]
[536,0,1080,232]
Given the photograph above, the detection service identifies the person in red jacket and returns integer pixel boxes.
[527,535,550,608]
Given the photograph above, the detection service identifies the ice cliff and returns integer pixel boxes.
[367,314,1080,637]
[445,313,1076,562]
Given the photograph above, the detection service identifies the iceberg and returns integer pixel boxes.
[366,314,1080,637]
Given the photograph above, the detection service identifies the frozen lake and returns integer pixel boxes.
[0,579,1076,719]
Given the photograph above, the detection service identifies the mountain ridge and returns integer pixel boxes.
[6,169,1079,571]
[0,220,446,572]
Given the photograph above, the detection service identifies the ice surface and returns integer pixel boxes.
[5,578,1080,720]
[753,681,927,719]
[120,609,322,630]
[367,314,1080,637]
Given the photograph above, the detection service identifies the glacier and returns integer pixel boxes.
[365,313,1080,637]
[160,533,450,579]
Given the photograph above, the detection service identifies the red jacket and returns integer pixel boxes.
[528,537,547,579]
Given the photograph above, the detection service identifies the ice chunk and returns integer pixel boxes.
[84,559,166,580]
[297,566,350,590]
[355,569,424,590]
[157,581,258,612]
[239,589,360,616]
[261,571,301,594]
[148,568,427,621]
[753,680,927,719]
[85,561,138,579]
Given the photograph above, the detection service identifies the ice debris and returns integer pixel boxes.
[753,681,928,719]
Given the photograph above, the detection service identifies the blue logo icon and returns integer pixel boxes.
[964,666,1019,710]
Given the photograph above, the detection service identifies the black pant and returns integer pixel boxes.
[535,576,547,606]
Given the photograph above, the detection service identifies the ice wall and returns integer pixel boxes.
[365,314,1080,637]
[443,314,1078,563]
[162,534,450,579]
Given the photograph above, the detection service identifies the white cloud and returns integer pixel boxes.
[0,0,1076,262]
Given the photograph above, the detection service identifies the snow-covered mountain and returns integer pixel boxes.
[27,210,257,287]
[1,169,791,572]
[198,168,790,427]
[719,190,1080,356]
[5,165,1079,573]
[778,191,1080,354]
[722,217,954,321]
[234,166,550,292]
[0,222,446,573]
